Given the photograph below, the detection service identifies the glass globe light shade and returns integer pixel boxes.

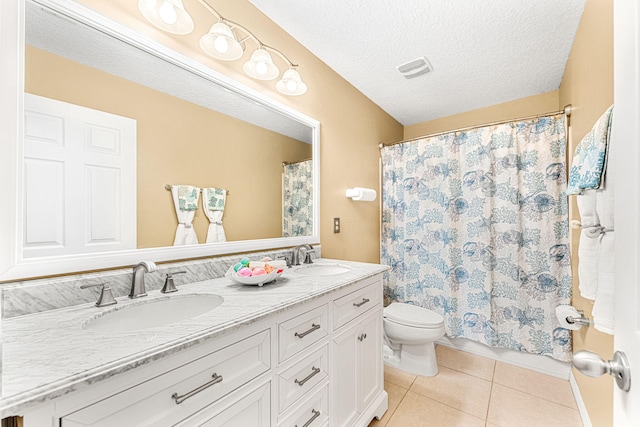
[276,68,308,96]
[199,22,244,61]
[138,0,194,35]
[243,48,279,80]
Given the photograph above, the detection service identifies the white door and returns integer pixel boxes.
[23,94,136,257]
[612,0,640,424]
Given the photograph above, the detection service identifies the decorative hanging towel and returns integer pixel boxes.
[203,187,227,243]
[171,185,200,245]
[567,105,614,195]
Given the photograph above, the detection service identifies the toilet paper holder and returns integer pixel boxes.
[565,310,591,327]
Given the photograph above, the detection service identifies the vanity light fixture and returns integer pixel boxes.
[276,68,308,96]
[199,21,243,61]
[138,0,308,95]
[138,0,195,35]
[243,47,280,80]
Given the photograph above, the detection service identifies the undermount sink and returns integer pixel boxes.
[294,264,352,277]
[83,294,224,333]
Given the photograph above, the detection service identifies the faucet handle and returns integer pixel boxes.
[80,283,117,307]
[303,251,314,264]
[277,255,293,268]
[161,271,186,294]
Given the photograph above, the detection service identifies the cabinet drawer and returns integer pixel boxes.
[278,345,328,413]
[62,330,271,427]
[175,382,270,427]
[279,383,329,427]
[279,305,328,362]
[333,283,380,330]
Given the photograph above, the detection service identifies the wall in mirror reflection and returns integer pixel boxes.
[25,45,312,249]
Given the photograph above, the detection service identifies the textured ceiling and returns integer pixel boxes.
[248,0,586,126]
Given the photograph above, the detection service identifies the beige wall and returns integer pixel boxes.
[404,91,559,140]
[559,0,615,426]
[75,0,403,263]
[25,46,311,248]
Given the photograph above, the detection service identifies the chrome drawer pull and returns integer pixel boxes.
[296,409,320,427]
[353,298,370,308]
[295,366,321,387]
[171,373,223,405]
[295,323,320,339]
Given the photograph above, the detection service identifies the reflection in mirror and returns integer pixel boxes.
[23,0,315,260]
[282,159,313,237]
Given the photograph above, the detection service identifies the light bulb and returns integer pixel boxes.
[158,1,177,25]
[214,36,229,54]
[286,80,298,92]
[255,61,268,76]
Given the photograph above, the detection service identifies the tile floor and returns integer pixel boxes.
[369,345,584,427]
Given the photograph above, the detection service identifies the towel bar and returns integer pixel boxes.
[164,184,229,194]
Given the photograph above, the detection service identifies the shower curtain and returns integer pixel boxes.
[381,115,573,361]
[282,160,313,237]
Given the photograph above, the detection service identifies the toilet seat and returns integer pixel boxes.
[384,303,444,328]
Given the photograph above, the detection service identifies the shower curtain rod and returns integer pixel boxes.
[379,104,572,149]
[282,158,312,167]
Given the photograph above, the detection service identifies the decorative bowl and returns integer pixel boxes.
[225,266,280,286]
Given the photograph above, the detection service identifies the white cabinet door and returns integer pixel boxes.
[331,306,383,427]
[331,322,359,427]
[357,309,382,413]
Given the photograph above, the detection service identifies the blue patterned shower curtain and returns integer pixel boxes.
[381,115,573,361]
[283,160,313,237]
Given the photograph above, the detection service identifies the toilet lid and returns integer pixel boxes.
[384,303,444,328]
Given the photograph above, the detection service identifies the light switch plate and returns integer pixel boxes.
[333,217,340,233]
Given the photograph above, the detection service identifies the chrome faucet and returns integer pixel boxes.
[130,261,157,298]
[291,244,314,266]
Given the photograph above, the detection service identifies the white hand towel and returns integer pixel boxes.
[576,191,599,300]
[592,173,614,334]
[171,185,200,246]
[203,188,227,243]
[593,230,614,334]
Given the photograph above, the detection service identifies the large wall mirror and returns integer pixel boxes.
[0,0,319,281]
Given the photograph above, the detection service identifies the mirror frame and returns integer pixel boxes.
[0,0,320,281]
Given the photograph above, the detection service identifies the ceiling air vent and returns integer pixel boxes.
[397,56,433,79]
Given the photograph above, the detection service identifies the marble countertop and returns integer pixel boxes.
[0,259,388,417]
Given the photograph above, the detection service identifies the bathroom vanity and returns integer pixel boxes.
[1,259,388,427]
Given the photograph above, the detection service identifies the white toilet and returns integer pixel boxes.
[383,302,445,376]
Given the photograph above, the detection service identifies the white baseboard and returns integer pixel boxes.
[436,336,572,379]
[570,371,592,427]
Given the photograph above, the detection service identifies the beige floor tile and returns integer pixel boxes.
[409,366,491,419]
[384,364,417,389]
[435,345,496,381]
[368,381,409,427]
[487,383,583,427]
[493,362,577,409]
[386,391,485,427]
